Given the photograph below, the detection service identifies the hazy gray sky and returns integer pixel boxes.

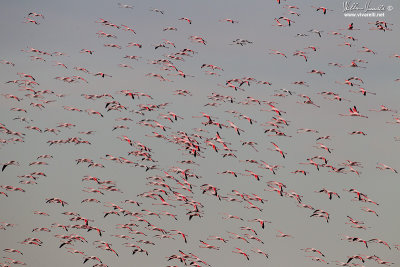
[1,0,399,266]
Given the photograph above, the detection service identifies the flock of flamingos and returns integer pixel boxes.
[0,0,399,266]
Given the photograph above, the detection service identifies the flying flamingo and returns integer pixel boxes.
[232,248,249,260]
[376,163,397,173]
[339,106,368,118]
[269,142,286,158]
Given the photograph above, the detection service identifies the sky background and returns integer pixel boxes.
[1,0,400,266]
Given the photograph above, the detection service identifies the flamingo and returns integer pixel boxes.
[83,256,102,264]
[179,17,192,24]
[2,161,19,171]
[251,248,269,258]
[269,142,286,158]
[368,238,391,249]
[269,49,287,58]
[315,188,340,200]
[276,230,293,238]
[118,3,133,9]
[232,248,250,260]
[339,106,368,118]
[219,18,239,23]
[301,248,325,257]
[376,163,397,173]
[199,240,219,250]
[3,249,23,255]
[311,6,333,14]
